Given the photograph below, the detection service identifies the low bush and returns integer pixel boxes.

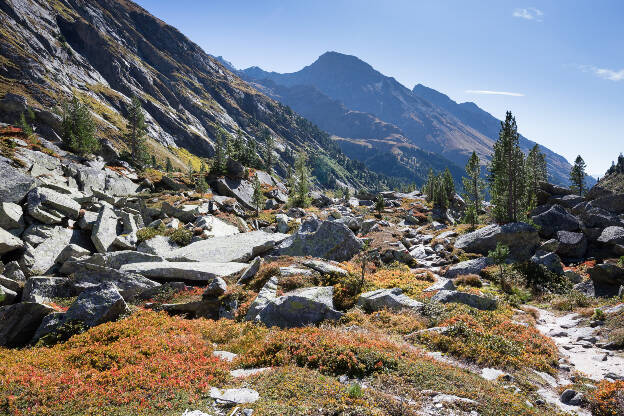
[454,274,483,288]
[589,380,624,416]
[415,308,558,373]
[550,290,595,311]
[136,223,193,246]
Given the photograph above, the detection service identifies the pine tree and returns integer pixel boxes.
[196,162,208,197]
[187,159,194,181]
[443,168,455,202]
[151,155,157,168]
[61,93,99,156]
[424,169,435,201]
[286,165,296,195]
[293,152,311,207]
[18,112,33,137]
[252,175,266,216]
[232,129,245,161]
[213,128,227,175]
[264,129,275,174]
[489,111,526,223]
[462,151,484,229]
[525,144,547,211]
[375,194,385,217]
[570,155,587,196]
[165,157,172,173]
[126,96,149,167]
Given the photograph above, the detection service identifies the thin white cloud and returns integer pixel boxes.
[583,66,624,81]
[513,7,544,22]
[465,90,525,97]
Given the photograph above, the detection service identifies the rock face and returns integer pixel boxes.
[20,226,92,276]
[166,231,288,263]
[120,261,248,282]
[0,159,34,203]
[215,178,255,210]
[588,263,624,297]
[0,302,54,347]
[431,290,498,311]
[588,194,624,214]
[445,257,492,278]
[530,251,564,274]
[0,227,24,254]
[27,187,81,224]
[454,222,539,260]
[276,220,363,261]
[357,288,423,312]
[556,231,587,259]
[22,276,73,303]
[250,285,343,328]
[34,283,129,342]
[530,205,581,238]
[91,206,119,253]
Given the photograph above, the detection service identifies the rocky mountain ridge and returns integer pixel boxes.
[240,51,579,186]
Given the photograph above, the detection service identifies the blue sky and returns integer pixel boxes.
[136,0,623,176]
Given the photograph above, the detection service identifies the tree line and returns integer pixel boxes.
[426,111,588,227]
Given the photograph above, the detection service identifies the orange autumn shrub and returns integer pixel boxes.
[589,380,624,416]
[415,311,558,373]
[0,310,230,415]
[237,327,415,378]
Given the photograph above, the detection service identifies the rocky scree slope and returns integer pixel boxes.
[0,0,391,190]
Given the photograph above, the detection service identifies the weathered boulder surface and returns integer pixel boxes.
[276,220,363,261]
[302,259,348,276]
[167,231,288,263]
[0,158,34,203]
[445,257,492,278]
[71,266,160,300]
[33,283,129,342]
[454,222,539,261]
[22,276,73,303]
[431,290,498,311]
[215,178,255,210]
[530,205,581,238]
[120,261,247,282]
[27,187,81,224]
[0,302,54,347]
[20,226,92,276]
[556,231,587,259]
[0,202,25,232]
[91,206,119,253]
[0,227,24,254]
[255,286,344,328]
[357,288,423,312]
[530,251,564,274]
[588,263,624,297]
[245,276,278,321]
[588,194,624,214]
[597,226,624,246]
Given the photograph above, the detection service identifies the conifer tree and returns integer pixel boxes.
[264,129,275,174]
[187,159,194,181]
[462,151,484,229]
[443,168,455,202]
[489,111,526,223]
[525,144,547,211]
[570,155,587,196]
[213,128,227,175]
[126,95,149,167]
[165,157,172,173]
[252,175,266,216]
[18,112,33,137]
[61,93,99,156]
[233,128,245,161]
[375,194,385,217]
[293,152,311,207]
[196,162,208,197]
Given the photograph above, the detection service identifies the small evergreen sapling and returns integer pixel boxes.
[252,175,266,216]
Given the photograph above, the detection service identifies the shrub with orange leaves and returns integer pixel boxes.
[0,310,230,415]
[589,380,624,415]
[414,308,559,373]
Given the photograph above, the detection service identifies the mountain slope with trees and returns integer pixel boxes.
[0,0,401,191]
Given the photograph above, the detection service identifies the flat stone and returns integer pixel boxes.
[357,288,423,312]
[445,257,492,278]
[209,387,259,404]
[237,257,263,285]
[120,261,247,282]
[166,231,288,263]
[431,290,498,311]
[302,259,348,276]
[27,187,81,224]
[0,202,24,232]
